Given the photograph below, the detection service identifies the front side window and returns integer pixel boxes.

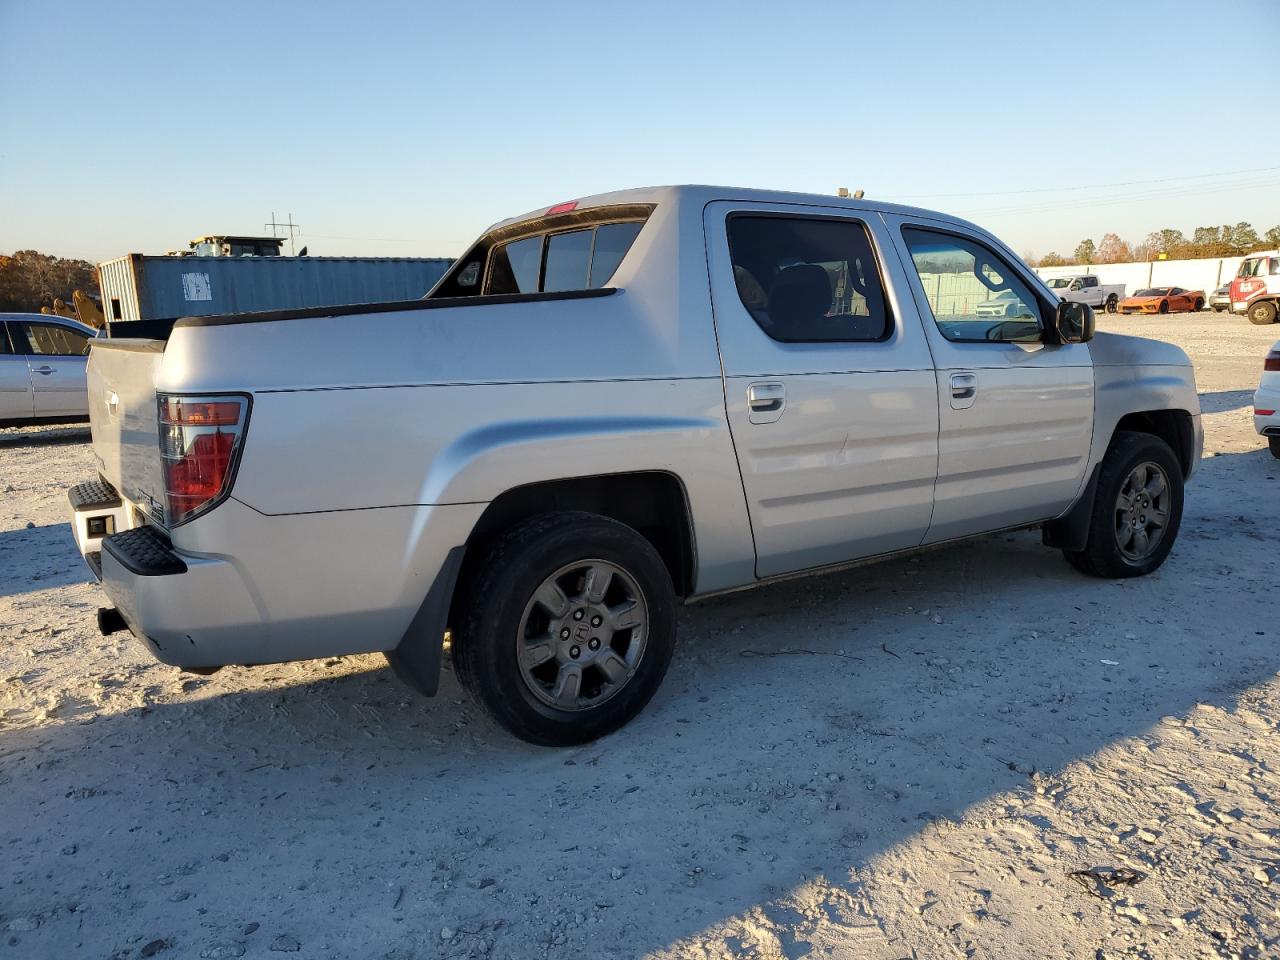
[0,323,14,355]
[20,323,90,356]
[726,215,891,342]
[902,229,1042,343]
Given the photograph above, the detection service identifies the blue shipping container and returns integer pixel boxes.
[97,254,453,322]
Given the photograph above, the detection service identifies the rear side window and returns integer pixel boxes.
[726,215,891,342]
[0,323,13,355]
[19,322,91,356]
[483,221,646,296]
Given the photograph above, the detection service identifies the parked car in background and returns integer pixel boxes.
[1044,275,1125,313]
[65,185,1202,745]
[0,313,97,425]
[1230,251,1280,325]
[1209,284,1232,312]
[1255,342,1280,458]
[1118,287,1205,315]
[974,289,1032,319]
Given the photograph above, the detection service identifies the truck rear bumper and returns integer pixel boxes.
[70,479,485,672]
[99,529,268,668]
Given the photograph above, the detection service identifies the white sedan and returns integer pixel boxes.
[0,313,98,425]
[1255,340,1280,458]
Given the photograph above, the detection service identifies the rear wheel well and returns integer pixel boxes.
[456,472,695,605]
[1112,410,1194,477]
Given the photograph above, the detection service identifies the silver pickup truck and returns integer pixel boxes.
[67,186,1202,745]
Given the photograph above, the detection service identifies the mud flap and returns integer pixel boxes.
[384,545,465,697]
[1042,462,1102,552]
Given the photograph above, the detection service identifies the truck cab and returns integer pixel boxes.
[1231,250,1280,325]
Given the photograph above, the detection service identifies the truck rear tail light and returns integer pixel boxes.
[157,394,249,526]
[1258,409,1276,416]
[1265,350,1280,372]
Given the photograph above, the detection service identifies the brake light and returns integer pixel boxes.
[157,394,249,526]
[1257,409,1276,416]
[1266,351,1280,372]
[546,200,578,215]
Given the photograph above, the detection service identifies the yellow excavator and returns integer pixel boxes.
[40,290,105,329]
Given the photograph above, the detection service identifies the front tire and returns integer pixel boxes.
[1192,298,1204,312]
[1270,436,1280,460]
[1105,295,1118,314]
[1248,300,1278,325]
[452,512,677,746]
[1158,300,1169,314]
[1064,431,1184,579]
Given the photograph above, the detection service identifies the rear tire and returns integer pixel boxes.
[1248,300,1278,325]
[1105,295,1118,314]
[1270,436,1280,460]
[452,512,677,746]
[1063,431,1183,579]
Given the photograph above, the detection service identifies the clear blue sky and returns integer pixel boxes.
[2,0,1277,263]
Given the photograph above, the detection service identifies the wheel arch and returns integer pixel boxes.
[1044,408,1195,552]
[1112,408,1195,478]
[457,471,697,604]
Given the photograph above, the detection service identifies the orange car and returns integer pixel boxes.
[1117,287,1206,314]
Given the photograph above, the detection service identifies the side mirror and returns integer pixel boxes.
[1048,300,1094,344]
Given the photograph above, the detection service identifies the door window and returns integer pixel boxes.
[726,215,891,342]
[902,229,1043,343]
[19,323,91,356]
[0,323,14,354]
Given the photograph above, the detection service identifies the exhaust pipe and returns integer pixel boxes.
[97,607,129,636]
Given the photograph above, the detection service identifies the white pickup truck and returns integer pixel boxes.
[1044,274,1125,313]
[66,186,1202,744]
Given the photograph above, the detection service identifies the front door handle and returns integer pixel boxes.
[32,365,54,375]
[747,382,785,423]
[949,372,977,409]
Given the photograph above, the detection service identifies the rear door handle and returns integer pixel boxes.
[32,365,54,375]
[747,382,785,423]
[949,372,977,409]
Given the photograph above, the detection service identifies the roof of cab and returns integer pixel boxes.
[485,184,978,235]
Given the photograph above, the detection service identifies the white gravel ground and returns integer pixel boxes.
[1,314,1278,960]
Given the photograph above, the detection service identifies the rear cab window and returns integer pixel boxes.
[431,205,652,299]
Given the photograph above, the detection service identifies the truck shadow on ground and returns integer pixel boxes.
[2,447,1278,957]
[0,522,93,599]
[1198,389,1255,414]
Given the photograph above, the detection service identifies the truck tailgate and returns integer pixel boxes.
[87,339,167,526]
